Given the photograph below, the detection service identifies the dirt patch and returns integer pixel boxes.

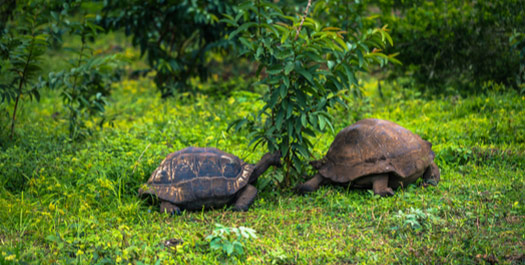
[505,215,523,225]
[506,253,525,264]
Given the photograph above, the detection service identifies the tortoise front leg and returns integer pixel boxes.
[233,184,257,212]
[371,174,394,197]
[160,201,181,215]
[295,173,324,194]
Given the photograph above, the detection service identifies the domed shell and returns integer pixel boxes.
[139,147,254,204]
[316,119,434,183]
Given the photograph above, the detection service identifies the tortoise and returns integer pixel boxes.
[139,147,281,214]
[296,119,440,196]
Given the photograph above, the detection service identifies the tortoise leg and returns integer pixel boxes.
[233,184,257,212]
[160,201,181,215]
[372,174,394,197]
[422,162,440,187]
[295,173,324,194]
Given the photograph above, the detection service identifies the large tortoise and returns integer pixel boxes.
[139,147,281,214]
[296,119,440,196]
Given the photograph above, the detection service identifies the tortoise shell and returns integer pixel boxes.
[139,147,254,207]
[315,119,434,183]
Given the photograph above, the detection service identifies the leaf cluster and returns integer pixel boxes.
[46,10,123,140]
[203,223,257,259]
[1,0,125,141]
[375,0,525,92]
[100,0,236,98]
[226,0,396,183]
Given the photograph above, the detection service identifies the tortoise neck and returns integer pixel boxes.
[249,152,278,183]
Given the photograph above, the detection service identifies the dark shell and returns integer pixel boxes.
[139,147,254,205]
[316,119,434,183]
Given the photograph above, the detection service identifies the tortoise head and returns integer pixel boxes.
[263,150,282,167]
[249,151,282,183]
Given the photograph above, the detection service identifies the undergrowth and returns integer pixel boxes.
[0,74,524,263]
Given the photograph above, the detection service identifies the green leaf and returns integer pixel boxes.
[301,114,307,126]
[279,85,287,98]
[275,110,284,130]
[295,65,313,84]
[280,30,290,44]
[286,101,293,118]
[283,75,290,88]
[318,115,326,130]
[342,64,357,86]
[229,22,258,40]
[284,62,294,75]
[356,49,364,67]
[260,23,279,38]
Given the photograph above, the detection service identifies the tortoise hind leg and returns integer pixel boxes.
[160,201,181,215]
[295,173,324,194]
[233,184,257,212]
[371,174,394,197]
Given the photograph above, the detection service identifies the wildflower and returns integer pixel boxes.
[5,254,16,261]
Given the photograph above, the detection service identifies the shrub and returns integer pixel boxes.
[0,1,50,139]
[1,1,123,140]
[100,0,236,98]
[376,0,525,92]
[226,0,395,185]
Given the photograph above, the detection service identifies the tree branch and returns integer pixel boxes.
[295,0,313,41]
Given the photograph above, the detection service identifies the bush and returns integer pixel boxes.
[375,0,525,92]
[100,0,236,98]
[1,1,123,140]
[226,0,395,185]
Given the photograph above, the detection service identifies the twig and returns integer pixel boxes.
[294,0,313,41]
[132,143,151,174]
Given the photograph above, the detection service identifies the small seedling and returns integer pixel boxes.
[204,223,257,258]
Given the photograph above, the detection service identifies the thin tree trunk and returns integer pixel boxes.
[10,35,35,140]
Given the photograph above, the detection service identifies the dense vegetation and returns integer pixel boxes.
[1,0,524,264]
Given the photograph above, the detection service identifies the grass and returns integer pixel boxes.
[1,59,524,264]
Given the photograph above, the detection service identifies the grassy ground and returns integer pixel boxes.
[0,69,524,263]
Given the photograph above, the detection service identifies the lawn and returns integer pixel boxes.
[0,73,523,264]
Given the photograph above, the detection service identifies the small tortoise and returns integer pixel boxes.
[139,147,281,214]
[296,119,440,196]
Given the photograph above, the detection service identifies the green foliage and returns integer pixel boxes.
[0,1,49,139]
[376,0,525,91]
[203,223,257,259]
[100,0,236,98]
[1,1,124,140]
[225,0,395,183]
[510,31,525,93]
[46,11,123,139]
[391,207,442,234]
[0,74,524,263]
[0,2,524,264]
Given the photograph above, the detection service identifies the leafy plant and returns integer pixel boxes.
[392,207,442,234]
[225,0,396,185]
[100,0,236,98]
[0,3,49,139]
[376,0,525,91]
[46,8,123,140]
[204,223,257,258]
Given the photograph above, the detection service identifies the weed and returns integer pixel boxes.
[203,223,257,259]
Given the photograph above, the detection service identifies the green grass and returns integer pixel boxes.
[0,73,524,264]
